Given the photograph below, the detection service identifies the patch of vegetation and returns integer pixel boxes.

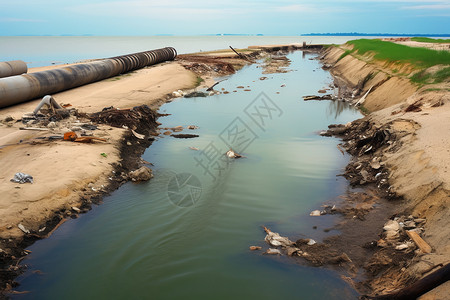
[344,39,450,84]
[424,88,450,92]
[347,39,450,68]
[337,50,352,62]
[411,66,450,84]
[361,72,375,88]
[195,76,204,87]
[359,105,370,115]
[411,37,450,43]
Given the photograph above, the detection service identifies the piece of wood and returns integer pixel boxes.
[407,230,432,253]
[355,85,373,106]
[19,127,49,131]
[362,263,450,300]
[74,136,107,143]
[206,79,227,91]
[229,46,252,62]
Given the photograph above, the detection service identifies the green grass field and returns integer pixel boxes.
[344,39,450,84]
[347,39,450,68]
[411,37,450,43]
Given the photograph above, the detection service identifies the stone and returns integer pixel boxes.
[129,166,153,182]
[383,220,400,232]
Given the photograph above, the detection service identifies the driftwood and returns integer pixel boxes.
[206,79,227,91]
[407,230,432,254]
[362,263,450,300]
[229,46,252,61]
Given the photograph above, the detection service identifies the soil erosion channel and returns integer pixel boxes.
[13,51,362,299]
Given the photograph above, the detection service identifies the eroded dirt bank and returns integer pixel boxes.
[320,46,449,299]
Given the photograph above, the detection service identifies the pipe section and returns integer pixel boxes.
[0,60,28,78]
[0,47,177,108]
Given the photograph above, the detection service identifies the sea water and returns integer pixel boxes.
[1,35,371,68]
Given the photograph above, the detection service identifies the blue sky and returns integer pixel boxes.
[0,0,449,35]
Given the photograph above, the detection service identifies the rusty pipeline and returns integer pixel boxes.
[0,60,28,78]
[0,47,177,108]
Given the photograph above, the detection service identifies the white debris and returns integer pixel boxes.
[310,210,321,216]
[396,244,409,250]
[132,130,145,140]
[265,248,282,255]
[226,149,242,158]
[18,223,30,234]
[264,227,294,247]
[172,91,182,97]
[383,220,400,232]
[307,239,317,246]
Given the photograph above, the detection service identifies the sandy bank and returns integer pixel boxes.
[0,62,199,242]
[321,45,450,299]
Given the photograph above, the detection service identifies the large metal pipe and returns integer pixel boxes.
[0,60,28,78]
[0,47,177,108]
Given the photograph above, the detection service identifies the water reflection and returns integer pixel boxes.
[326,99,357,119]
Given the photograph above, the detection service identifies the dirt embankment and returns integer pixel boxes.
[320,46,450,299]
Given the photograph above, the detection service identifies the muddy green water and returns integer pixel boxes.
[14,52,361,299]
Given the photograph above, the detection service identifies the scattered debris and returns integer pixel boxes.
[19,127,49,131]
[171,134,199,139]
[172,126,183,132]
[132,130,145,140]
[172,90,184,98]
[189,147,199,151]
[226,148,243,158]
[249,246,262,251]
[264,226,295,247]
[355,86,373,106]
[206,79,227,91]
[100,153,108,158]
[63,131,106,143]
[309,210,321,216]
[10,172,33,184]
[184,91,209,98]
[187,125,199,130]
[406,230,432,254]
[265,248,282,255]
[18,224,30,234]
[32,95,63,115]
[303,95,334,101]
[258,226,354,267]
[71,207,81,213]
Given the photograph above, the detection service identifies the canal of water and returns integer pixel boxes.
[14,51,361,299]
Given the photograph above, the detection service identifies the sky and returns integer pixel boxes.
[0,0,449,36]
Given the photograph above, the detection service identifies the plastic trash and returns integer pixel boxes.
[10,172,33,184]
